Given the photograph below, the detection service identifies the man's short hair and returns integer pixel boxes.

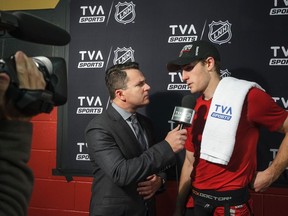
[105,62,139,99]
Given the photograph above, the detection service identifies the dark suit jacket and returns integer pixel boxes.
[85,105,176,216]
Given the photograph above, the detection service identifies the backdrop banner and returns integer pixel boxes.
[55,0,288,186]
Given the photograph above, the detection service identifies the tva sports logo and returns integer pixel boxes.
[76,142,90,161]
[78,50,104,69]
[272,96,288,110]
[113,47,135,64]
[79,5,105,23]
[270,0,288,15]
[168,24,198,43]
[114,2,136,24]
[167,71,189,91]
[208,20,232,45]
[210,104,232,121]
[269,45,288,66]
[76,96,103,115]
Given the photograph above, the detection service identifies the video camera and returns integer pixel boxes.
[0,10,70,115]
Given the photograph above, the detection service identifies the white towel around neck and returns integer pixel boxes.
[200,77,263,165]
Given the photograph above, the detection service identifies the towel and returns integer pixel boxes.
[200,77,263,165]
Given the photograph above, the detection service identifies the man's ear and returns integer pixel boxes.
[115,89,125,101]
[206,57,215,71]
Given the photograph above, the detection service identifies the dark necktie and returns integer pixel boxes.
[130,114,147,151]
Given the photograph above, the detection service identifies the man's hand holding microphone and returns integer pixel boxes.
[165,94,197,153]
[165,125,187,153]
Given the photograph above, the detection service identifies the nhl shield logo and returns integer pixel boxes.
[113,47,135,64]
[208,21,232,45]
[220,69,231,78]
[114,2,136,24]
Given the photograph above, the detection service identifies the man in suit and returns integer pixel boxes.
[85,62,187,216]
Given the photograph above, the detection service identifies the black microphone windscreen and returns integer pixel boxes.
[9,12,70,46]
[181,94,197,109]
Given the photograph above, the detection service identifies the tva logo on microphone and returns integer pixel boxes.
[171,106,195,125]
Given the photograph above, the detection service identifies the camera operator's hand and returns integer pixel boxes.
[0,51,46,121]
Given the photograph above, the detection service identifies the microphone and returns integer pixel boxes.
[171,94,197,129]
[0,11,70,46]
